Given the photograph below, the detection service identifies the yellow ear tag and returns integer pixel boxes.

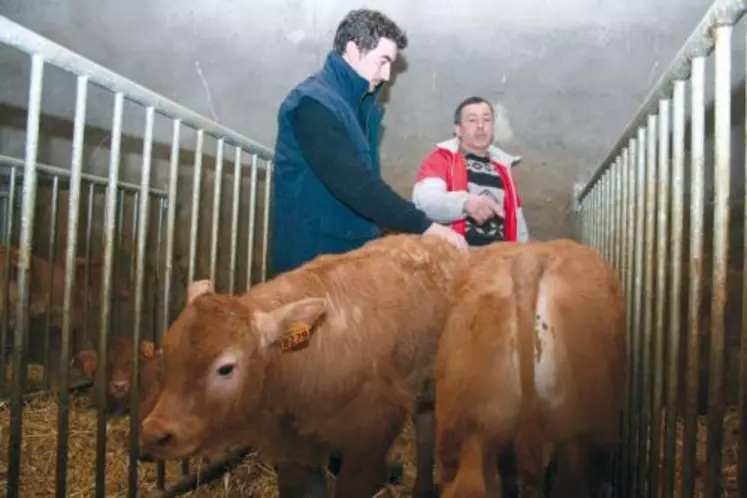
[279,321,313,352]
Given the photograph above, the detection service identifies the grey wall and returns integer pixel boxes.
[0,0,719,241]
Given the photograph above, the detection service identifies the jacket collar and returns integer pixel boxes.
[320,50,385,110]
[436,136,522,168]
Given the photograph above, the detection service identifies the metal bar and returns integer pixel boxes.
[649,97,670,496]
[576,0,747,201]
[0,165,17,394]
[0,154,168,196]
[741,27,747,498]
[631,125,647,497]
[615,155,623,276]
[261,161,273,282]
[0,15,274,160]
[55,74,88,498]
[95,90,125,498]
[128,105,154,497]
[706,23,731,498]
[158,117,181,490]
[82,183,94,345]
[188,129,204,284]
[7,53,44,498]
[246,154,259,287]
[229,147,242,294]
[663,78,685,498]
[209,138,224,283]
[620,143,633,497]
[682,55,706,498]
[43,175,60,389]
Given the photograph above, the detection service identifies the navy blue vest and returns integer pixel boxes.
[270,51,385,275]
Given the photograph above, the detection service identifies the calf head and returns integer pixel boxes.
[75,336,161,412]
[139,279,327,462]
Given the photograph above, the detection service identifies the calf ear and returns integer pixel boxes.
[75,350,99,377]
[254,297,327,350]
[139,340,163,359]
[187,279,215,304]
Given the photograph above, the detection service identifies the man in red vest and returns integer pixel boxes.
[412,96,529,245]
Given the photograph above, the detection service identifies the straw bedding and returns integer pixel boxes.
[0,385,420,498]
[0,382,739,497]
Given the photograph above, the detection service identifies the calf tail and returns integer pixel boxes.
[511,250,547,478]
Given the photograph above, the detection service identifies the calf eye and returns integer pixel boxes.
[216,363,235,377]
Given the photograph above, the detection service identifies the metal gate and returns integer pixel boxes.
[0,14,274,497]
[575,0,745,496]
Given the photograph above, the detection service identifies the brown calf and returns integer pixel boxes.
[76,336,161,420]
[0,245,131,356]
[139,233,469,497]
[435,239,627,498]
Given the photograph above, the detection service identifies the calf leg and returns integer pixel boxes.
[277,462,328,498]
[333,409,406,498]
[412,390,438,498]
[548,439,591,498]
[497,443,520,498]
[440,433,492,498]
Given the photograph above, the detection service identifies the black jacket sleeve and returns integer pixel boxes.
[290,97,433,234]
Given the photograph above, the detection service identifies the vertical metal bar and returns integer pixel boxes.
[617,155,624,274]
[649,97,670,496]
[683,55,706,498]
[95,91,124,498]
[83,183,94,343]
[620,144,632,496]
[638,113,657,497]
[43,175,60,390]
[188,129,204,285]
[663,78,685,498]
[1,165,17,393]
[614,156,622,276]
[602,172,609,262]
[209,138,224,284]
[7,53,44,498]
[229,147,242,294]
[706,23,731,498]
[663,80,685,496]
[112,189,125,336]
[55,74,88,498]
[128,105,154,497]
[261,161,272,282]
[246,154,258,287]
[631,125,647,497]
[740,26,747,498]
[130,191,139,292]
[158,117,181,490]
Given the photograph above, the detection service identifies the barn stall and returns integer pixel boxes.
[0,0,744,497]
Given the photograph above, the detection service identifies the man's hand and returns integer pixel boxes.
[463,194,504,224]
[423,223,470,252]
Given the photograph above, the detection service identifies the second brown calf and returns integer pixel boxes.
[435,239,627,497]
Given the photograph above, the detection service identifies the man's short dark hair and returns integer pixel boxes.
[454,96,494,124]
[333,9,408,54]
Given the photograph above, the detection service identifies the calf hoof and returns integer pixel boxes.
[387,459,404,485]
[304,469,329,497]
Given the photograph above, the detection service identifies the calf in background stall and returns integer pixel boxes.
[76,336,161,421]
[435,239,627,498]
[0,245,132,388]
[138,234,470,498]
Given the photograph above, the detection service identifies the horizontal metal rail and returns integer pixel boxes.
[576,0,747,201]
[0,14,274,162]
[0,153,168,196]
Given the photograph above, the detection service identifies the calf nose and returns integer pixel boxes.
[110,380,129,394]
[141,417,174,448]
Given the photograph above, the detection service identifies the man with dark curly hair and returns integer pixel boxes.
[270,8,468,279]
